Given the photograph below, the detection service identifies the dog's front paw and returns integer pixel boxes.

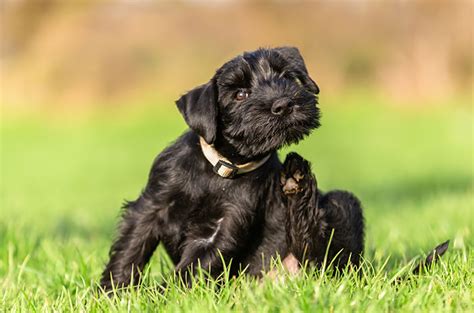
[280,152,315,196]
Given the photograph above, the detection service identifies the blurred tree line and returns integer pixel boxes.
[1,0,472,110]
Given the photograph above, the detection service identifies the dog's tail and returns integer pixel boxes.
[392,240,449,285]
[411,240,450,275]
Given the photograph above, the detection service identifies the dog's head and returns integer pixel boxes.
[177,47,320,159]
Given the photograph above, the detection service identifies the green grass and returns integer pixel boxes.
[1,96,473,312]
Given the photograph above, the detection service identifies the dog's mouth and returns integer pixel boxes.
[278,97,320,144]
[223,96,320,158]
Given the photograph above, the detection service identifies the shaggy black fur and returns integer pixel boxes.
[100,47,362,290]
[280,153,364,270]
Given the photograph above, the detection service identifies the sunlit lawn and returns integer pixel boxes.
[1,95,472,312]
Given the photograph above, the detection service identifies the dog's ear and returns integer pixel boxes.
[275,46,308,73]
[299,72,320,95]
[176,79,218,144]
[275,46,320,94]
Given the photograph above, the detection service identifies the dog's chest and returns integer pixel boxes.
[171,176,262,220]
[159,175,269,258]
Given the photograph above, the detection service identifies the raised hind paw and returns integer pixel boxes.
[280,152,316,196]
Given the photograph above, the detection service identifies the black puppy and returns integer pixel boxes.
[100,47,361,290]
[280,152,364,272]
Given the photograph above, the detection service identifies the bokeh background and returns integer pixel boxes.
[0,1,473,310]
[2,0,472,111]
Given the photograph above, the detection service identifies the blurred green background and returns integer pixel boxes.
[0,1,473,310]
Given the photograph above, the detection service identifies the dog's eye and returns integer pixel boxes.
[235,90,249,101]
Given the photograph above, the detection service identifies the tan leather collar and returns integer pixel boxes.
[199,137,271,178]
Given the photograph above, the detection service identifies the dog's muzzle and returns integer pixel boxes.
[199,137,271,178]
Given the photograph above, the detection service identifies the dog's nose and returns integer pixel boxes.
[271,98,293,116]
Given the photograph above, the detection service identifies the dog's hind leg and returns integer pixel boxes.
[100,195,161,291]
[281,152,364,270]
[281,152,323,263]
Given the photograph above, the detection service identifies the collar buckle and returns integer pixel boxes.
[213,160,239,178]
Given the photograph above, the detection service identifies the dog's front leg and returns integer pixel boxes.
[173,217,242,287]
[174,244,224,287]
[100,196,161,291]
